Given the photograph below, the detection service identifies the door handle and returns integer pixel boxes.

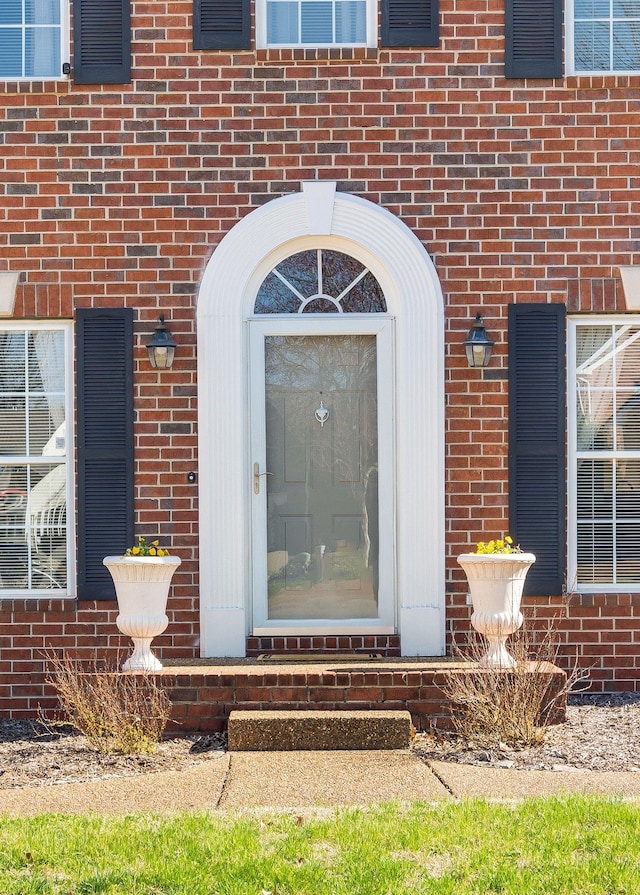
[253,462,273,494]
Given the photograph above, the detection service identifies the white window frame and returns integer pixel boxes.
[568,314,640,593]
[256,0,377,49]
[567,0,640,76]
[0,0,70,81]
[0,320,75,599]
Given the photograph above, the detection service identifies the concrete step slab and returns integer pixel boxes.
[228,709,414,751]
[219,750,449,808]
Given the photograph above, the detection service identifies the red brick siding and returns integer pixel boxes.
[1,0,639,714]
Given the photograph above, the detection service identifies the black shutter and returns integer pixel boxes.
[505,0,562,78]
[76,309,134,600]
[381,0,438,48]
[508,303,566,596]
[73,0,132,85]
[194,0,251,50]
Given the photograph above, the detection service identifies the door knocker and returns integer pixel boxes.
[314,399,330,427]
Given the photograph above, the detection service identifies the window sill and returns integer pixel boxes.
[0,77,70,93]
[255,47,380,63]
[565,74,640,89]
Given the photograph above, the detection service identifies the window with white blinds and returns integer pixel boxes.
[0,1,68,79]
[570,318,640,590]
[259,0,374,46]
[0,323,73,594]
[570,0,640,74]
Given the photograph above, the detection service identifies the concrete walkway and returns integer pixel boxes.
[2,751,639,816]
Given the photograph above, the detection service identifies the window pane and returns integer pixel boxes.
[335,0,366,42]
[615,524,640,584]
[301,2,333,42]
[0,464,27,588]
[25,0,60,24]
[0,29,23,77]
[254,272,302,314]
[277,251,318,298]
[616,460,640,515]
[575,0,609,16]
[0,1,22,23]
[28,463,67,589]
[25,27,60,76]
[574,21,610,70]
[322,250,363,297]
[0,331,26,394]
[29,396,65,454]
[0,397,26,456]
[301,297,340,312]
[576,522,613,584]
[340,272,387,313]
[577,389,613,450]
[267,2,299,43]
[613,22,640,70]
[613,0,639,15]
[577,459,613,518]
[29,329,65,392]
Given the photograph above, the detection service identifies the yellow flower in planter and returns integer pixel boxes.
[125,537,170,557]
[474,535,522,555]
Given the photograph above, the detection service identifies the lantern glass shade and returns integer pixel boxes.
[463,314,494,368]
[146,315,176,369]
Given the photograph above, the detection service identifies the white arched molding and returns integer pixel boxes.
[197,182,445,657]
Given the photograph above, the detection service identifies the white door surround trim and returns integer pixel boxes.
[196,182,445,656]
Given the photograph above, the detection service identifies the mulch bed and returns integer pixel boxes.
[1,693,638,788]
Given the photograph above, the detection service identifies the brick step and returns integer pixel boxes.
[146,659,567,734]
[228,709,414,751]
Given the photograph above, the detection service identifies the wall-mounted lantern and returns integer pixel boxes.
[463,313,494,368]
[146,314,177,369]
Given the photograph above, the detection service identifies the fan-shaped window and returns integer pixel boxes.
[254,249,387,314]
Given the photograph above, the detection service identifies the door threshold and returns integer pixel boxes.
[257,652,383,662]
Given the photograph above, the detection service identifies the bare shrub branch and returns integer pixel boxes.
[440,620,591,747]
[42,651,172,755]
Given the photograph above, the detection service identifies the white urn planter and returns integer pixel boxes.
[456,552,536,668]
[103,555,181,672]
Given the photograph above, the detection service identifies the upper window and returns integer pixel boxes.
[570,318,640,591]
[0,0,68,79]
[571,0,640,73]
[255,249,387,314]
[257,0,375,47]
[0,323,73,594]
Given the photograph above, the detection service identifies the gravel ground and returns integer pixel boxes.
[413,692,640,772]
[0,723,226,789]
[1,693,638,790]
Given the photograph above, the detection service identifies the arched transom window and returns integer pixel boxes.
[254,249,387,314]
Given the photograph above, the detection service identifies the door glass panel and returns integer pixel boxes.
[265,334,379,619]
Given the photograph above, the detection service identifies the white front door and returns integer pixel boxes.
[250,317,395,634]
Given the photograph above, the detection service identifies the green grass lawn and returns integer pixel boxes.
[0,796,638,894]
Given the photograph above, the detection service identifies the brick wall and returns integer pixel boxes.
[1,0,639,715]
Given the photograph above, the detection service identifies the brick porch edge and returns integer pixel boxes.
[156,659,567,734]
